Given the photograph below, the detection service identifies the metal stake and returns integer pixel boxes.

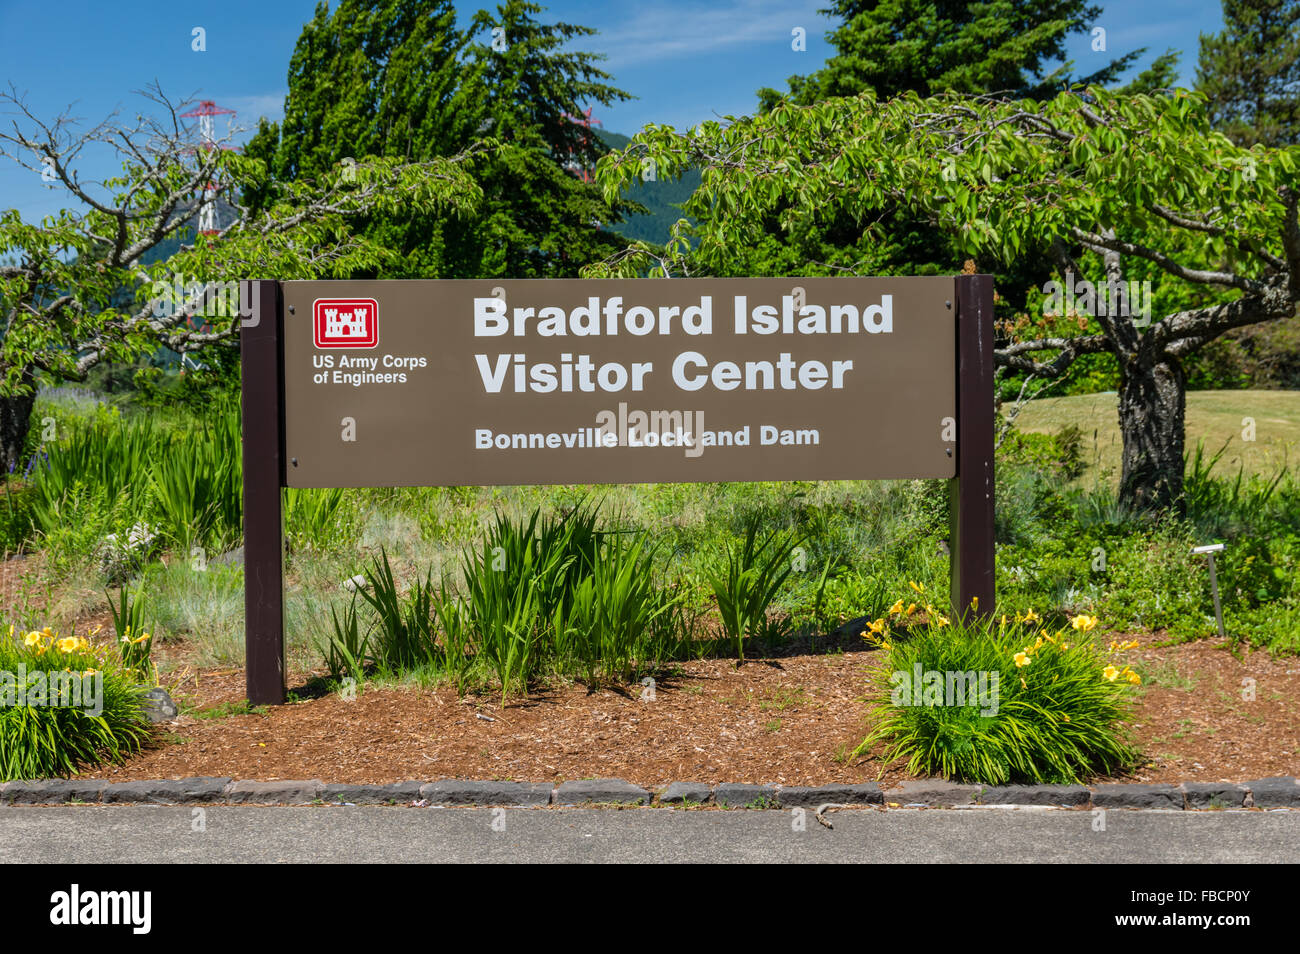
[1192,543,1226,641]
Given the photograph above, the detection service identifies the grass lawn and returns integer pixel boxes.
[1011,389,1300,483]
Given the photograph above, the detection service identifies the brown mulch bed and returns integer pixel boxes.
[95,636,1300,788]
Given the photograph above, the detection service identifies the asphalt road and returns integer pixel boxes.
[2,805,1297,863]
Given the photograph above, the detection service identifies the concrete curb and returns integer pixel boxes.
[1,776,1295,809]
[554,778,650,806]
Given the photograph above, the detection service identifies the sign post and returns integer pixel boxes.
[239,275,995,705]
[240,280,287,705]
[950,273,996,620]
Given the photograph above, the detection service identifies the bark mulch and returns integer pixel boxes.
[96,636,1300,787]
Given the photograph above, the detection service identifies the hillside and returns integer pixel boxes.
[597,130,699,246]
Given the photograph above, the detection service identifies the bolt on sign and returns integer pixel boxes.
[240,276,996,704]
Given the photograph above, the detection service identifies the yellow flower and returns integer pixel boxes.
[23,631,42,648]
[1062,714,1070,722]
[867,618,886,635]
[1102,665,1120,682]
[888,599,904,615]
[56,637,79,654]
[1071,615,1098,632]
[130,633,150,645]
[90,624,103,637]
[971,596,979,610]
[904,602,917,616]
[934,615,950,627]
[41,626,53,637]
[1023,609,1040,623]
[1127,671,1142,685]
[909,580,925,595]
[1014,651,1031,668]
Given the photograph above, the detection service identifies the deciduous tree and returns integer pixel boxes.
[0,84,483,470]
[592,88,1300,511]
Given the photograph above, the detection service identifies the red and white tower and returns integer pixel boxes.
[179,100,237,235]
[561,107,601,183]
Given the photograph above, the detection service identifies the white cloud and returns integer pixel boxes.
[218,91,288,125]
[592,0,828,68]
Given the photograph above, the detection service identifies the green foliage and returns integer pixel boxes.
[107,582,154,681]
[318,595,371,684]
[552,531,675,687]
[1182,440,1287,537]
[597,130,699,245]
[0,628,150,781]
[357,550,441,672]
[1196,0,1300,147]
[284,487,352,553]
[248,0,636,280]
[25,397,242,558]
[705,518,801,661]
[0,479,35,553]
[761,0,1142,109]
[856,614,1139,783]
[23,398,355,570]
[147,407,242,552]
[326,503,695,700]
[131,361,240,414]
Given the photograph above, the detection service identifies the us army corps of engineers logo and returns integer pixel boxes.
[313,298,378,349]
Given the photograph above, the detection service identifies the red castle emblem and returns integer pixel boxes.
[314,298,379,348]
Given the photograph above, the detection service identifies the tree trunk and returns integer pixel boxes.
[0,368,38,478]
[1117,352,1186,512]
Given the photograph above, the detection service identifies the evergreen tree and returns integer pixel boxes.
[759,0,1143,110]
[1196,0,1300,146]
[245,0,637,278]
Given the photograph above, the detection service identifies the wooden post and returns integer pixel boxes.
[950,273,996,621]
[240,280,286,705]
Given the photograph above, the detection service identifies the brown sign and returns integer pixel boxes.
[279,277,957,487]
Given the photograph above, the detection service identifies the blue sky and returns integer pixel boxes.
[1,0,1226,223]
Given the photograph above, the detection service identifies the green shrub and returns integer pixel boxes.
[0,626,151,781]
[328,503,697,699]
[147,405,241,551]
[357,550,440,672]
[285,487,353,553]
[317,594,371,683]
[0,480,36,553]
[554,531,679,687]
[26,397,244,562]
[107,582,155,682]
[855,611,1139,784]
[1226,601,1300,655]
[705,517,801,661]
